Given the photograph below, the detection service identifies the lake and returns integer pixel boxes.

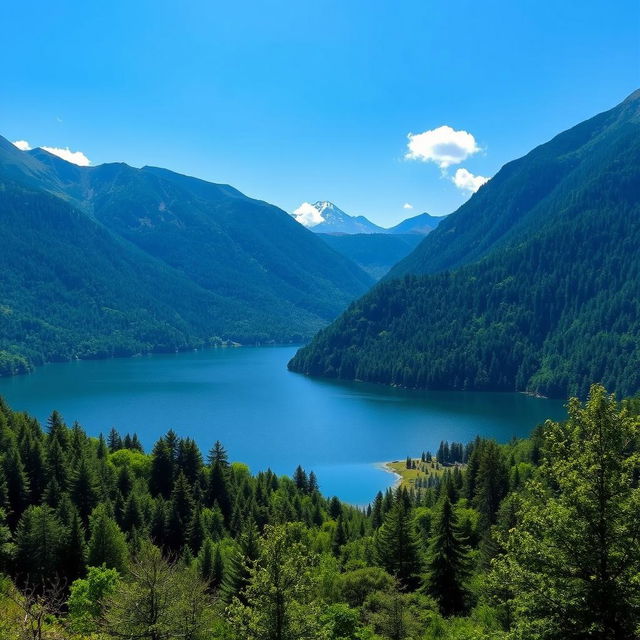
[0,346,565,504]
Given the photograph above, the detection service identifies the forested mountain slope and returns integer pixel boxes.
[317,233,423,280]
[388,89,640,278]
[0,139,374,375]
[290,91,640,398]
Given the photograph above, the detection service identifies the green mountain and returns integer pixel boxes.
[289,91,640,399]
[317,233,423,280]
[0,137,373,375]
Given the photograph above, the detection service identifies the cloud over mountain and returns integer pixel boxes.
[452,168,489,193]
[41,146,91,166]
[405,125,480,168]
[292,202,325,227]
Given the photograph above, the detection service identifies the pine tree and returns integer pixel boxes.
[293,465,308,492]
[374,491,421,591]
[328,496,342,520]
[221,521,260,603]
[107,428,122,452]
[425,495,469,616]
[211,545,224,590]
[71,457,98,526]
[371,491,384,529]
[47,411,68,449]
[3,443,29,527]
[62,508,87,582]
[176,438,203,486]
[87,504,128,573]
[332,516,347,555]
[14,504,66,583]
[149,438,174,498]
[208,460,232,525]
[165,472,194,551]
[308,471,319,494]
[25,437,47,505]
[474,440,508,530]
[207,440,229,467]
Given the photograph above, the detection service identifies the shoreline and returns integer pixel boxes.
[375,461,403,490]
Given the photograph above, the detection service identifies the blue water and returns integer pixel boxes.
[0,346,564,504]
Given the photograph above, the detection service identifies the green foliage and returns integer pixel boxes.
[87,504,129,573]
[68,564,121,633]
[424,496,470,616]
[489,384,640,638]
[102,542,213,640]
[0,387,639,638]
[228,523,322,640]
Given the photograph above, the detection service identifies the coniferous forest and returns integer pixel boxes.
[0,383,639,639]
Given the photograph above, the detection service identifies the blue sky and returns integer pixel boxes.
[2,0,639,226]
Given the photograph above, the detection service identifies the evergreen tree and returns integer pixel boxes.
[62,508,87,582]
[3,443,29,527]
[208,459,232,525]
[425,496,469,616]
[207,440,229,467]
[14,504,65,583]
[332,516,348,556]
[165,472,194,551]
[87,504,128,573]
[371,491,384,529]
[374,491,421,591]
[71,457,98,526]
[221,521,260,603]
[491,385,640,638]
[228,523,321,640]
[149,438,173,499]
[293,465,308,492]
[474,440,508,530]
[107,428,122,452]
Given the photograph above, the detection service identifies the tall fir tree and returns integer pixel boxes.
[425,495,469,616]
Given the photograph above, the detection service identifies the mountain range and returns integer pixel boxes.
[290,202,445,279]
[0,136,374,376]
[293,200,445,235]
[289,90,640,399]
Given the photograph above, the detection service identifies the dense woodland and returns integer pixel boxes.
[290,92,640,399]
[0,136,373,377]
[0,383,638,639]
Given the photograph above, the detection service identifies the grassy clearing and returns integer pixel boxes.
[384,458,463,490]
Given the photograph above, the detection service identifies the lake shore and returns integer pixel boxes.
[375,461,403,491]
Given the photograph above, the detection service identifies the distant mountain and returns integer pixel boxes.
[317,233,423,280]
[290,90,640,399]
[292,200,446,235]
[301,201,385,234]
[0,136,374,375]
[386,212,445,235]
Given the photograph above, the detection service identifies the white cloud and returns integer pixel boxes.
[12,140,32,151]
[405,125,480,168]
[452,168,489,193]
[403,203,413,209]
[41,146,91,166]
[291,202,324,228]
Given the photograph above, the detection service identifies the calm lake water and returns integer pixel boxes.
[0,346,565,504]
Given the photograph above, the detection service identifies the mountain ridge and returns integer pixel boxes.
[289,90,640,399]
[0,137,374,375]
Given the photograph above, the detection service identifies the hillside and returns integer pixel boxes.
[0,139,374,375]
[289,91,640,399]
[317,233,423,280]
[386,212,445,235]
